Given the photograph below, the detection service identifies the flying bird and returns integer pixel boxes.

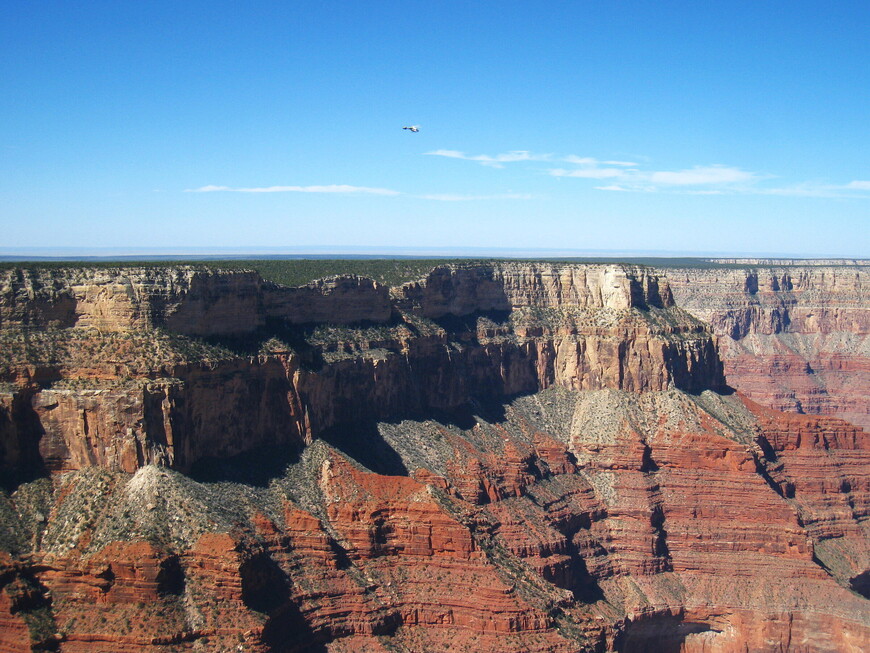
[403,125,420,132]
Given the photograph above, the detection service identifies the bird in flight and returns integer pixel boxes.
[403,125,420,132]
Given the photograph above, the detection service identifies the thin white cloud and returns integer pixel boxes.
[427,150,640,173]
[425,148,777,194]
[422,146,870,199]
[561,155,598,165]
[757,186,831,197]
[747,179,870,198]
[419,192,534,201]
[186,184,400,195]
[188,185,232,192]
[562,155,637,167]
[595,185,632,192]
[425,149,550,168]
[549,167,625,179]
[552,163,757,186]
[550,155,641,181]
[558,161,762,193]
[755,184,853,198]
[648,165,757,186]
[424,149,469,160]
[185,184,536,201]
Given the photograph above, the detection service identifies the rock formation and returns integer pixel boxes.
[0,263,722,475]
[666,262,870,429]
[0,261,867,652]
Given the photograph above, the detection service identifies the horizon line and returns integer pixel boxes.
[0,246,868,263]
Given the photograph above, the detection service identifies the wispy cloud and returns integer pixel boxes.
[427,150,640,170]
[550,156,643,182]
[755,185,842,198]
[740,179,870,198]
[427,149,762,192]
[186,184,400,195]
[648,165,758,186]
[425,149,550,168]
[185,184,534,202]
[554,163,760,190]
[566,162,870,197]
[562,155,637,167]
[187,185,232,192]
[424,147,870,198]
[550,167,626,179]
[595,185,632,192]
[598,178,870,198]
[561,155,597,166]
[418,192,534,201]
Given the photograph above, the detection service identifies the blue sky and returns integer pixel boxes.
[2,1,869,256]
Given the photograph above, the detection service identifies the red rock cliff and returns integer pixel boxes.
[1,387,867,652]
[666,262,870,429]
[0,263,723,475]
[0,262,867,652]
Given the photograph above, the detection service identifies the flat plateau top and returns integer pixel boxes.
[1,257,869,290]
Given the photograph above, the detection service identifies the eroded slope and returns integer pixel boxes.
[667,263,870,429]
[0,262,867,652]
[1,387,868,652]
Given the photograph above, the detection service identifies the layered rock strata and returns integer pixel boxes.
[0,262,867,652]
[0,388,867,652]
[0,263,722,475]
[666,263,870,429]
[0,267,390,336]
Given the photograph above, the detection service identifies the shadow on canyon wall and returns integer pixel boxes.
[189,397,511,485]
[187,444,305,487]
[615,614,718,653]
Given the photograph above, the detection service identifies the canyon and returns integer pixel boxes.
[667,264,870,431]
[0,260,867,652]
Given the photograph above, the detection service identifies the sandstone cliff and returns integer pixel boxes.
[0,263,722,476]
[0,267,391,336]
[1,388,867,652]
[0,262,867,652]
[666,263,870,429]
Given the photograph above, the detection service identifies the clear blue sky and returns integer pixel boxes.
[2,1,869,257]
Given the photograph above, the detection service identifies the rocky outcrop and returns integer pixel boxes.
[0,261,867,652]
[1,387,867,652]
[746,397,870,594]
[265,276,392,325]
[0,267,392,337]
[394,263,673,316]
[0,263,723,475]
[0,267,265,335]
[666,263,870,429]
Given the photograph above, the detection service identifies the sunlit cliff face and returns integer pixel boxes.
[0,262,867,652]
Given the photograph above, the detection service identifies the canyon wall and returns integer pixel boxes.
[666,262,870,429]
[0,267,391,336]
[0,262,867,652]
[0,388,866,652]
[0,263,722,475]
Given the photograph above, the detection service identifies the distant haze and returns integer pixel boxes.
[1,246,868,263]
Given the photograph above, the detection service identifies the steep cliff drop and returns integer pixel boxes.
[667,261,870,430]
[0,262,867,652]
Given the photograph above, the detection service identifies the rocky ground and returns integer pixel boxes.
[667,263,870,430]
[0,261,867,652]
